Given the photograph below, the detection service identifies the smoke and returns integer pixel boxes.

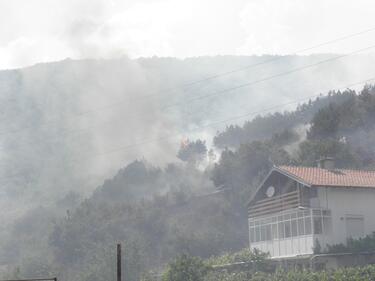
[283,124,310,155]
[1,55,375,204]
[1,55,375,272]
[2,0,375,70]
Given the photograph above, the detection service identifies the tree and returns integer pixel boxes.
[162,254,210,281]
[307,103,340,140]
[177,139,207,166]
[211,141,291,199]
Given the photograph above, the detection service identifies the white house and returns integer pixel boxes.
[247,158,375,259]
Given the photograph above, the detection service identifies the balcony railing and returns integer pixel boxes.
[248,190,300,219]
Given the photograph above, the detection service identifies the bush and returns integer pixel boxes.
[163,254,210,281]
[202,265,375,281]
[326,232,375,253]
[206,248,270,272]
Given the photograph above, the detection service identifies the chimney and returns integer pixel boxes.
[317,157,335,169]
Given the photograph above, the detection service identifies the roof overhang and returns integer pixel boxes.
[246,166,311,206]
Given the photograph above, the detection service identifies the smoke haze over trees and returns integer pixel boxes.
[2,56,375,280]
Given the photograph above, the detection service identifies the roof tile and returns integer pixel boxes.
[278,166,375,188]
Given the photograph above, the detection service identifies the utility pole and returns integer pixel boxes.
[117,243,122,281]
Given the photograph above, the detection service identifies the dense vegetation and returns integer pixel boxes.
[326,232,375,254]
[3,82,375,281]
[160,250,375,281]
[203,265,375,281]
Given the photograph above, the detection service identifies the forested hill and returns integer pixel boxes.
[3,84,375,281]
[0,54,375,208]
[214,89,355,148]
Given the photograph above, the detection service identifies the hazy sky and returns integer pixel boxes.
[1,0,375,70]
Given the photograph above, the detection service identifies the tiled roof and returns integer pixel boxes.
[277,166,375,188]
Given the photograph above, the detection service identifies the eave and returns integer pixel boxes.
[246,166,311,207]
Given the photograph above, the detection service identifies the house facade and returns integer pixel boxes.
[247,159,375,259]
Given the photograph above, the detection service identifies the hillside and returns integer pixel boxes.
[1,54,375,208]
[2,84,375,281]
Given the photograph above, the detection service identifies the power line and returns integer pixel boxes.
[74,44,375,115]
[0,31,375,184]
[57,25,375,114]
[0,76,373,184]
[1,43,375,139]
[179,27,375,87]
[88,77,375,160]
[162,44,375,109]
[1,26,375,135]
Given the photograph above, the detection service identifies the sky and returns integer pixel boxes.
[1,0,375,70]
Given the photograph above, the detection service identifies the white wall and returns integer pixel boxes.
[317,186,375,247]
[249,186,375,258]
[250,235,314,257]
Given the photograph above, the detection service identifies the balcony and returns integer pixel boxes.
[249,208,332,258]
[248,190,300,219]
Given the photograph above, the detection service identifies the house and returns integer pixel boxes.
[247,158,375,260]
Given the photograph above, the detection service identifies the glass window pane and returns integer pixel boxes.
[261,225,266,242]
[298,218,304,235]
[291,213,297,219]
[250,227,255,243]
[278,222,285,239]
[314,217,323,234]
[313,209,322,216]
[255,226,261,242]
[323,217,332,234]
[266,225,272,240]
[272,224,278,239]
[305,217,312,235]
[292,219,298,236]
[285,220,291,238]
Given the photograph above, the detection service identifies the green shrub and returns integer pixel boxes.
[206,248,269,268]
[163,254,210,281]
[202,265,375,281]
[327,232,375,253]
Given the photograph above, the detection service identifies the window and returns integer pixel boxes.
[345,215,364,239]
[292,219,298,236]
[278,222,285,238]
[313,217,322,234]
[305,217,312,235]
[298,218,304,235]
[261,225,266,241]
[255,226,261,242]
[322,217,332,234]
[285,220,291,238]
[272,224,278,239]
[266,225,272,241]
[313,209,322,216]
[249,209,331,242]
[250,227,255,243]
[284,214,291,221]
